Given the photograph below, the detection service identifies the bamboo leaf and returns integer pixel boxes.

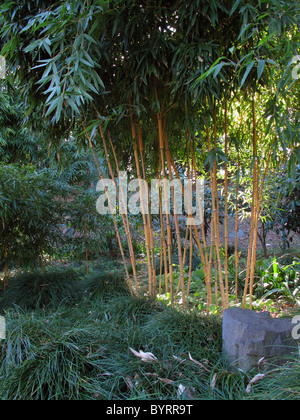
[257,59,265,80]
[240,61,255,87]
[230,0,241,16]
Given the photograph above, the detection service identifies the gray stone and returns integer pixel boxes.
[228,229,246,240]
[222,308,298,372]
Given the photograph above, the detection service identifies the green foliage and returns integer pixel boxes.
[0,269,82,311]
[0,165,71,268]
[82,268,130,301]
[256,257,300,306]
[246,358,300,400]
[0,260,298,400]
[0,88,39,164]
[0,308,108,400]
[1,0,298,165]
[0,295,224,400]
[145,309,222,361]
[277,165,300,244]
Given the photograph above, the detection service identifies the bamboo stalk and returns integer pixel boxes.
[176,224,190,295]
[84,219,89,275]
[164,130,186,309]
[249,95,259,308]
[191,139,208,256]
[128,97,155,296]
[224,99,229,306]
[107,131,140,289]
[243,186,256,308]
[166,139,212,307]
[212,103,226,308]
[212,160,226,308]
[177,133,192,296]
[134,138,153,296]
[243,94,259,308]
[235,154,240,303]
[249,144,274,309]
[82,121,134,297]
[137,123,157,296]
[187,226,193,297]
[183,131,191,269]
[157,170,168,293]
[155,85,174,306]
[99,124,139,291]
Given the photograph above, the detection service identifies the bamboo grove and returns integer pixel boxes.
[0,0,299,310]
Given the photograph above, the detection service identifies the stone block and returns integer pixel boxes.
[222,308,298,372]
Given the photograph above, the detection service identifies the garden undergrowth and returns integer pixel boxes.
[0,265,299,400]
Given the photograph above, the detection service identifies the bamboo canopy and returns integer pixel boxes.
[1,0,299,309]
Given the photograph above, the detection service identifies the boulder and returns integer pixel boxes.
[228,229,246,240]
[222,308,298,372]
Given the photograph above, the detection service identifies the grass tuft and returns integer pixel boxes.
[0,263,298,401]
[81,269,130,301]
[0,269,82,311]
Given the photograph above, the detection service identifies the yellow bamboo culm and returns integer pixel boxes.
[99,124,139,291]
[137,124,157,296]
[212,104,226,309]
[187,225,193,297]
[224,99,229,307]
[155,86,174,306]
[243,94,259,309]
[157,168,168,293]
[165,130,186,309]
[128,102,153,296]
[235,154,240,303]
[82,121,134,297]
[168,132,212,309]
[133,137,153,296]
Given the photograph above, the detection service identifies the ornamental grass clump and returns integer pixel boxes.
[82,268,130,301]
[0,309,108,400]
[0,269,82,311]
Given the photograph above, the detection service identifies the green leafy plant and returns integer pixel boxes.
[0,165,72,269]
[256,257,300,307]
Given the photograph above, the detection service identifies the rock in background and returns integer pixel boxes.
[223,308,298,372]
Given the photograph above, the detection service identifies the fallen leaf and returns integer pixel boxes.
[211,373,217,390]
[158,377,175,385]
[189,353,210,372]
[177,384,187,398]
[246,373,266,394]
[129,348,158,363]
[177,384,195,399]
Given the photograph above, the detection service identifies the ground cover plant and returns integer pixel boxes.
[0,0,299,402]
[0,262,299,401]
[1,0,299,309]
[0,269,82,311]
